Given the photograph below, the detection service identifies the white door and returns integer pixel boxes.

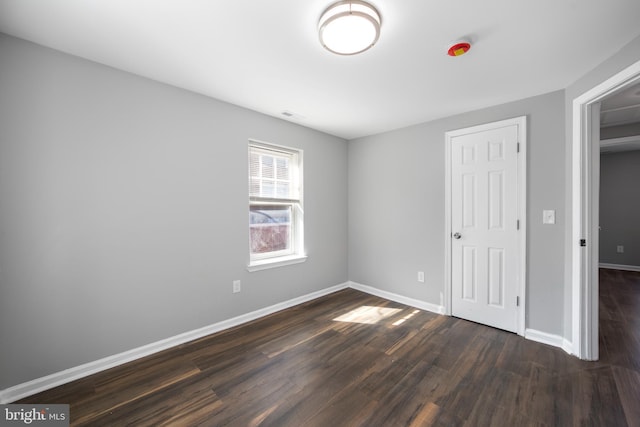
[449,119,524,333]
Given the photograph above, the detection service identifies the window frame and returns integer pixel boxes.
[247,140,306,271]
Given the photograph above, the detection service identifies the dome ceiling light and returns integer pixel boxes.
[318,1,381,56]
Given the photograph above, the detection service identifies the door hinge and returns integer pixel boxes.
[517,220,520,230]
[580,239,586,247]
[516,296,520,307]
[517,142,520,153]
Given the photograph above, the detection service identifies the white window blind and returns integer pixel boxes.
[249,146,300,202]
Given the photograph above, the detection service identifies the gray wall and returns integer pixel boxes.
[0,34,348,390]
[599,150,640,266]
[564,33,640,338]
[348,91,566,335]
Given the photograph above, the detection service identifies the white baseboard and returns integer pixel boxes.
[599,263,640,272]
[0,282,350,404]
[562,338,574,356]
[525,328,573,355]
[348,281,446,315]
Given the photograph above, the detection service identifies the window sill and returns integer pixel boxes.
[247,254,308,272]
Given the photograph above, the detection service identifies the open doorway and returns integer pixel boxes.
[599,84,640,273]
[598,85,640,366]
[571,60,640,361]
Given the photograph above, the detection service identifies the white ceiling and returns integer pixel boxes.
[1,0,640,140]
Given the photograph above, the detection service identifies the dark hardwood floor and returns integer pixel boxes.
[19,271,640,426]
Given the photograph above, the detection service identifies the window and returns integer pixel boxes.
[248,141,305,270]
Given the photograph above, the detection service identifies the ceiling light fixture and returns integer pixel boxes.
[318,1,381,55]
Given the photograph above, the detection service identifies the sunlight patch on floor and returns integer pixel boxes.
[332,306,402,324]
[392,309,420,326]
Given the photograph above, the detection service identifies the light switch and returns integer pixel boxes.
[543,210,556,225]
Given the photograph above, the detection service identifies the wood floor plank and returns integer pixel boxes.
[572,366,627,427]
[356,362,458,426]
[54,349,202,425]
[356,354,414,401]
[464,401,544,427]
[75,372,222,427]
[300,388,379,427]
[612,365,640,427]
[384,328,446,367]
[470,368,528,412]
[522,364,574,426]
[256,341,384,426]
[600,269,640,374]
[408,402,465,427]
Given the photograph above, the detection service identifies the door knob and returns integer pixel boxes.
[453,232,462,239]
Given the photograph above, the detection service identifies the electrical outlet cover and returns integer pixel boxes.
[543,210,556,225]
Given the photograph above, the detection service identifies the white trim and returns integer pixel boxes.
[444,127,452,316]
[571,59,640,360]
[248,138,302,156]
[348,281,446,314]
[444,116,527,336]
[599,263,640,272]
[0,281,349,404]
[525,329,573,355]
[247,254,307,272]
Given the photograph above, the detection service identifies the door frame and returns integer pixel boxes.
[444,116,527,336]
[570,59,640,360]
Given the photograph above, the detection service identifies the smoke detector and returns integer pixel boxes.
[447,40,471,57]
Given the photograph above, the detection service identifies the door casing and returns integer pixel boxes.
[571,59,640,360]
[445,116,527,336]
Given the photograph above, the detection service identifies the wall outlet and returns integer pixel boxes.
[417,271,425,283]
[617,245,624,253]
[233,280,241,293]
